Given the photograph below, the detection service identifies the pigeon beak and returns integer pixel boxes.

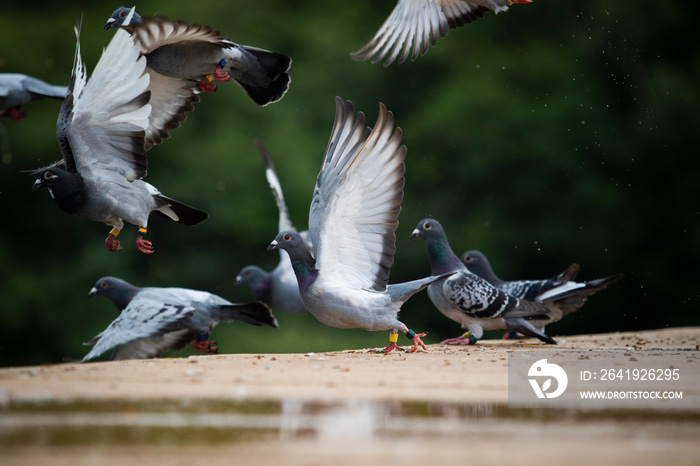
[234,274,243,284]
[267,240,279,251]
[88,287,98,298]
[409,229,420,240]
[104,19,116,31]
[31,178,44,192]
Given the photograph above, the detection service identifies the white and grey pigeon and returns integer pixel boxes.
[460,249,623,342]
[267,97,454,353]
[32,16,208,254]
[83,276,278,361]
[0,73,67,120]
[351,0,531,67]
[104,5,291,126]
[410,218,557,345]
[234,139,310,314]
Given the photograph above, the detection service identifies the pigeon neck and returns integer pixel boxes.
[426,235,464,275]
[252,275,273,302]
[52,172,88,215]
[287,251,318,295]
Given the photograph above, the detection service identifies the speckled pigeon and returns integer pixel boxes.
[31,17,207,254]
[351,0,532,66]
[410,218,557,345]
[235,140,309,314]
[83,276,278,361]
[461,249,623,342]
[0,73,67,120]
[104,6,291,114]
[267,97,453,353]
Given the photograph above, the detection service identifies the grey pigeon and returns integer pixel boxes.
[0,73,67,120]
[460,249,623,341]
[410,218,557,345]
[235,140,309,314]
[32,18,207,254]
[351,0,532,66]
[84,276,278,361]
[267,97,453,353]
[104,6,291,118]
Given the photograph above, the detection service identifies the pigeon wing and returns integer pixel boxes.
[351,0,492,66]
[310,97,406,291]
[83,291,195,361]
[110,329,198,360]
[67,14,151,186]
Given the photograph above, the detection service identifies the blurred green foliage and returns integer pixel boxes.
[0,1,697,366]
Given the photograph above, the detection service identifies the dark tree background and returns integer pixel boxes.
[1,1,697,366]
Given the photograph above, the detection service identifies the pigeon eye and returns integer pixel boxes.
[43,171,53,180]
[283,233,291,241]
[100,281,109,289]
[119,11,127,18]
[464,255,473,263]
[423,222,432,230]
[244,271,250,277]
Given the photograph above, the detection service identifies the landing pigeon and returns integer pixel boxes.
[351,0,531,66]
[32,17,207,254]
[104,6,291,115]
[461,249,623,341]
[235,140,309,314]
[410,218,556,345]
[267,97,453,353]
[0,73,67,120]
[84,276,278,361]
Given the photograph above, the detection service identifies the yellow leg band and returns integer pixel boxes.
[204,74,213,82]
[138,227,147,235]
[389,333,398,343]
[109,228,119,237]
[462,331,470,339]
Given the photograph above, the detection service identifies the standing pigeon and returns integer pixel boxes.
[235,139,309,314]
[267,97,452,353]
[104,6,291,109]
[0,73,67,120]
[351,0,532,66]
[410,218,556,345]
[84,276,278,361]
[31,17,207,254]
[461,249,623,341]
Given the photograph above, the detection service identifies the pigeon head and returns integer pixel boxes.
[461,250,499,283]
[104,6,142,30]
[31,166,87,214]
[268,230,317,293]
[88,276,139,311]
[235,265,272,300]
[410,218,464,274]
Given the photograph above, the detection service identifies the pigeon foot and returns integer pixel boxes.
[372,342,404,354]
[503,331,526,340]
[136,235,153,254]
[406,331,427,353]
[212,65,230,82]
[193,333,218,353]
[105,234,121,252]
[199,76,217,93]
[8,107,26,121]
[441,333,478,345]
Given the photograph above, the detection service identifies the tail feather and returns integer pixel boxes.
[217,302,278,328]
[154,194,208,226]
[538,273,624,310]
[234,47,291,106]
[505,318,557,344]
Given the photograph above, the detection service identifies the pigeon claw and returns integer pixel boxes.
[199,76,218,93]
[193,339,218,353]
[105,235,121,252]
[441,334,478,345]
[136,235,154,254]
[406,332,427,354]
[212,65,230,82]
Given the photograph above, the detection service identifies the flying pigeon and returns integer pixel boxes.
[267,97,453,353]
[234,139,310,314]
[104,6,291,109]
[351,0,532,67]
[461,249,624,342]
[0,73,67,120]
[31,17,207,254]
[84,276,278,361]
[410,218,557,345]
